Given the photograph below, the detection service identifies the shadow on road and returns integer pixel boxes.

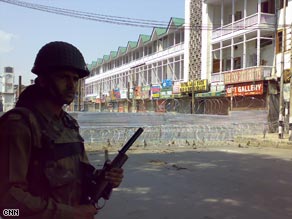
[88,149,292,219]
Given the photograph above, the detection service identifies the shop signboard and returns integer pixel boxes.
[195,91,224,98]
[172,81,181,98]
[113,88,120,99]
[160,88,172,99]
[210,84,225,92]
[141,85,150,99]
[134,86,142,99]
[151,84,161,99]
[162,79,172,88]
[224,67,263,84]
[172,81,181,94]
[120,89,128,99]
[225,81,263,97]
[180,79,208,94]
[160,79,173,99]
[129,89,133,99]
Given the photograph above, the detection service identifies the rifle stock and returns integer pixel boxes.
[87,127,144,205]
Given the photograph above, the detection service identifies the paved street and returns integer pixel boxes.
[88,145,292,219]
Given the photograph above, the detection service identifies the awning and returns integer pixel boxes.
[195,91,225,98]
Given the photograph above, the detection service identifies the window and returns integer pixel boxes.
[261,0,275,13]
[234,11,242,21]
[279,0,288,9]
[175,31,181,44]
[260,38,273,47]
[276,30,284,53]
[226,59,231,71]
[213,59,221,73]
[168,33,174,47]
[234,57,241,70]
[162,36,168,49]
[148,45,152,55]
[144,46,148,56]
[153,41,157,53]
[249,54,257,67]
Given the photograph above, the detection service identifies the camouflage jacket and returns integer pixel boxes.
[0,103,91,219]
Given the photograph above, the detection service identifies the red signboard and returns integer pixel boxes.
[226,81,263,97]
[151,85,161,99]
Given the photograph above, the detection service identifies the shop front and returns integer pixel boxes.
[224,68,267,110]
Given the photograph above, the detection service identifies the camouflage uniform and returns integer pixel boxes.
[0,101,90,218]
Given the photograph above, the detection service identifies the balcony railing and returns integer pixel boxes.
[212,13,275,40]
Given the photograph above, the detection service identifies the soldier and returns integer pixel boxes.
[0,41,124,219]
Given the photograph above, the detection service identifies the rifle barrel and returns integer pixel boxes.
[119,127,144,154]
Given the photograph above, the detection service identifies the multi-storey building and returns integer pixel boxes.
[84,0,291,117]
[201,0,291,126]
[200,0,276,115]
[84,17,186,113]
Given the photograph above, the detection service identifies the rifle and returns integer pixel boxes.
[83,127,144,207]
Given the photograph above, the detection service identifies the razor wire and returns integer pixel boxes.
[80,122,268,148]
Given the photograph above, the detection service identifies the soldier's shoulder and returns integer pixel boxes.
[0,107,33,122]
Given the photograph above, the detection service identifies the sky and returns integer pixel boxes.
[0,0,185,85]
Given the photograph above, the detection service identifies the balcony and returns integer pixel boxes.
[212,13,275,41]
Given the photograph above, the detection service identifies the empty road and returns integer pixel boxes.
[89,145,292,219]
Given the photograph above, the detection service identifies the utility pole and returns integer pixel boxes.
[18,75,22,101]
[191,78,194,114]
[78,79,81,111]
[278,0,287,139]
[127,81,130,112]
[289,23,292,141]
[132,70,136,113]
[230,86,233,111]
[99,84,102,112]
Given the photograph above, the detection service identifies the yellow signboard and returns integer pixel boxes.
[180,79,208,93]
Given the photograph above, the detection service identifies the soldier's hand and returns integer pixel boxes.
[105,167,124,188]
[73,204,98,219]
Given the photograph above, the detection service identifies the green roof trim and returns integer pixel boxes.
[110,51,118,58]
[87,61,97,70]
[87,64,92,71]
[128,41,138,49]
[91,61,97,66]
[154,27,167,36]
[90,17,185,67]
[139,34,151,43]
[171,17,185,27]
[118,46,127,54]
[103,55,110,62]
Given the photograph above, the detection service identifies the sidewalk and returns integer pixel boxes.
[235,133,292,149]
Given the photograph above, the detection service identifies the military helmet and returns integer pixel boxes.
[31,41,90,78]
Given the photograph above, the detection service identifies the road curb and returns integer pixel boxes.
[234,134,292,149]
